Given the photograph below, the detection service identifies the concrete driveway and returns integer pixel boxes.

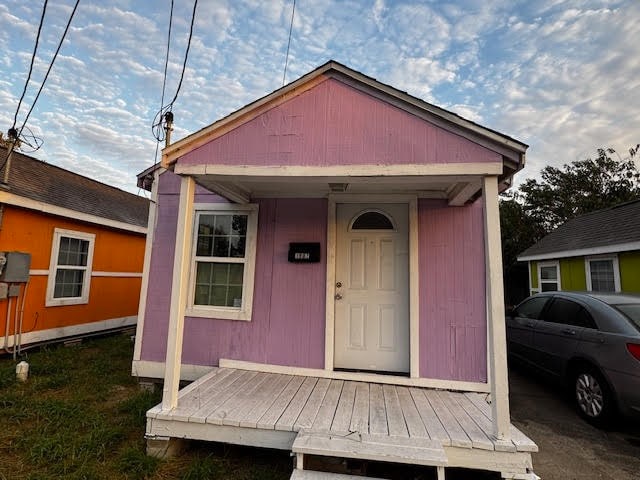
[508,365,640,480]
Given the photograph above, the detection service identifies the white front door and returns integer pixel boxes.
[334,203,409,373]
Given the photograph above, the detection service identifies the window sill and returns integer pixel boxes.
[185,306,251,321]
[45,297,89,307]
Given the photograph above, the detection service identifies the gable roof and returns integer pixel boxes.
[162,60,528,179]
[518,199,640,261]
[0,147,149,232]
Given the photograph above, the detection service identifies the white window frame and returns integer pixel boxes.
[46,228,95,307]
[185,203,258,321]
[538,261,561,292]
[585,254,621,292]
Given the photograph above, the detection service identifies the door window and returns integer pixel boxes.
[543,298,596,328]
[539,262,560,291]
[515,296,549,319]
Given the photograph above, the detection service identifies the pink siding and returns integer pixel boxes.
[179,78,500,168]
[419,199,487,383]
[140,171,326,368]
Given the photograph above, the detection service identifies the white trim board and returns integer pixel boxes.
[175,162,504,178]
[518,241,640,262]
[0,191,147,234]
[28,270,142,278]
[2,315,136,349]
[134,168,161,362]
[131,359,215,381]
[220,359,490,393]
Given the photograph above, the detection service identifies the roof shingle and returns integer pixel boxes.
[0,147,149,228]
[518,199,640,259]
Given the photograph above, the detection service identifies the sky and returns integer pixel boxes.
[0,0,638,196]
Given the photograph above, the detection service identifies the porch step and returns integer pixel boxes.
[292,432,448,467]
[290,470,385,480]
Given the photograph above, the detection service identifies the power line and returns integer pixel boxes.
[152,0,175,158]
[12,0,48,130]
[282,0,296,86]
[152,0,199,143]
[18,0,81,134]
[2,0,80,175]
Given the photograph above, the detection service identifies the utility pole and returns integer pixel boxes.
[2,128,20,185]
[164,112,174,149]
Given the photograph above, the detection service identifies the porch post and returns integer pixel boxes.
[482,175,511,441]
[161,175,196,411]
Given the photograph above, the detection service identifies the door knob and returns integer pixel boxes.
[335,293,343,300]
[336,281,342,288]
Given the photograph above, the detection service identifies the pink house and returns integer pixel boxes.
[133,62,538,479]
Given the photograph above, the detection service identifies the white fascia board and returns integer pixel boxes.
[0,191,147,234]
[175,162,504,177]
[517,241,640,262]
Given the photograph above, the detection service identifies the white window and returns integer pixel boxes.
[538,261,560,292]
[586,255,620,292]
[186,204,258,321]
[46,229,95,307]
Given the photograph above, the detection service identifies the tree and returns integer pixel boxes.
[499,145,640,304]
[518,146,640,233]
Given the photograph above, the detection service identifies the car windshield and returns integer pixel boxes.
[614,304,640,329]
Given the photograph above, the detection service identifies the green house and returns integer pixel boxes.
[518,200,640,295]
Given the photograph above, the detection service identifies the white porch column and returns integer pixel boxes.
[161,175,196,411]
[482,175,511,441]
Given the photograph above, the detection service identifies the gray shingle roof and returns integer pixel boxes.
[0,147,149,228]
[518,199,640,259]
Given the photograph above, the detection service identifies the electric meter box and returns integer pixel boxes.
[0,252,31,283]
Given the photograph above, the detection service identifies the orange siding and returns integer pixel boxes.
[0,205,146,343]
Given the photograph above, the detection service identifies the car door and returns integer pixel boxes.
[507,296,550,365]
[533,297,586,376]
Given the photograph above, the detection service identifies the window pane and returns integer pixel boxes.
[590,260,615,292]
[541,282,558,292]
[58,236,89,266]
[214,215,232,235]
[230,236,246,258]
[540,266,558,280]
[228,286,243,307]
[352,212,394,230]
[194,262,244,308]
[54,269,84,298]
[232,215,247,235]
[213,237,230,257]
[515,297,549,319]
[229,264,244,285]
[196,215,215,256]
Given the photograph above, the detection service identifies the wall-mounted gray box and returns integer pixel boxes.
[0,252,32,283]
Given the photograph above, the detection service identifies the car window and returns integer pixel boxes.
[574,307,598,329]
[614,304,640,330]
[542,298,583,326]
[514,297,549,319]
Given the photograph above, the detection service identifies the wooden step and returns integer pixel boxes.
[290,470,385,480]
[292,432,448,467]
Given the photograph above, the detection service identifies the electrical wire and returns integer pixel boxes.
[152,0,175,146]
[152,0,199,143]
[12,0,48,130]
[2,0,80,173]
[282,0,296,86]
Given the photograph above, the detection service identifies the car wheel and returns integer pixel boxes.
[573,367,614,427]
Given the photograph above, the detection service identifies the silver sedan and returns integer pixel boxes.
[506,291,640,427]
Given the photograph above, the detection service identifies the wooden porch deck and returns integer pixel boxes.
[146,367,538,479]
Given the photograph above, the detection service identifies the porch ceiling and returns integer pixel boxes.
[192,173,484,205]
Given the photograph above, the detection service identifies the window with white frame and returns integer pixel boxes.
[46,229,95,306]
[538,262,560,292]
[187,205,258,321]
[586,256,620,292]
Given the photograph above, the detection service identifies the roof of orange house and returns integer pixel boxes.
[0,146,149,228]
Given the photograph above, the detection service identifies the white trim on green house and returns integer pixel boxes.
[518,241,640,262]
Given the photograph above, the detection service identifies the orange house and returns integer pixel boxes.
[0,147,149,353]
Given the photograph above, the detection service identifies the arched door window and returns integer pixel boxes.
[349,210,395,231]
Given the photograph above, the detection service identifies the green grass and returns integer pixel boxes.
[0,334,291,480]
